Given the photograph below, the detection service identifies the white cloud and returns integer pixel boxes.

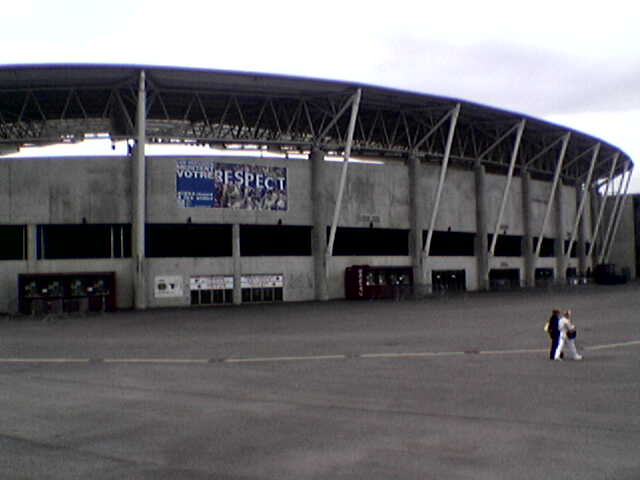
[2,0,639,189]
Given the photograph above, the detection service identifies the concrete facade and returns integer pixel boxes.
[0,152,635,313]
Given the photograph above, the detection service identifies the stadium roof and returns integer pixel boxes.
[0,64,632,185]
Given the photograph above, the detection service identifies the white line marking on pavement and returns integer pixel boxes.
[0,358,91,363]
[0,340,637,365]
[103,358,210,364]
[360,351,465,359]
[224,354,347,363]
[480,348,547,355]
[583,340,640,351]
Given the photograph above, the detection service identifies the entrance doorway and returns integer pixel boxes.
[431,270,466,293]
[489,268,520,290]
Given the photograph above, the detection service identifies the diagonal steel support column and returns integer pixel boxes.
[423,103,460,256]
[326,89,362,258]
[603,166,633,263]
[534,133,570,259]
[598,163,631,263]
[565,143,599,260]
[489,119,526,257]
[318,92,360,140]
[413,105,459,153]
[478,122,521,160]
[587,152,619,258]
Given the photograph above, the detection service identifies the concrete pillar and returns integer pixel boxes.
[475,161,489,290]
[555,182,567,283]
[232,224,242,305]
[311,148,328,301]
[132,70,147,310]
[521,170,535,287]
[408,154,426,296]
[26,224,38,269]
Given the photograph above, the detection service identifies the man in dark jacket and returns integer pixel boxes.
[547,309,562,360]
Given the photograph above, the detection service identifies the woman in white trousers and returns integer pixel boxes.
[554,310,583,360]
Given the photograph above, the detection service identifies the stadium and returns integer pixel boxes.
[0,64,635,314]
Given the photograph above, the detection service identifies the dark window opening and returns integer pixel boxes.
[146,224,232,257]
[424,231,475,256]
[330,227,408,256]
[241,225,312,256]
[532,237,555,257]
[488,234,522,257]
[563,240,577,258]
[38,224,131,259]
[0,225,27,260]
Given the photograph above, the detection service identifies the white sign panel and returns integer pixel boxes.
[241,274,284,288]
[155,276,184,298]
[190,275,234,291]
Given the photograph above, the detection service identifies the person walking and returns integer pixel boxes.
[545,308,562,360]
[553,310,583,360]
[562,310,582,360]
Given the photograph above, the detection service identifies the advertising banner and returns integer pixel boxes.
[176,159,287,210]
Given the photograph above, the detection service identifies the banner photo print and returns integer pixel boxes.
[176,160,288,210]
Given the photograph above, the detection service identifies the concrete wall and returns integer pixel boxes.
[0,153,634,313]
[0,157,131,224]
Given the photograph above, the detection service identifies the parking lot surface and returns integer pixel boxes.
[1,284,639,479]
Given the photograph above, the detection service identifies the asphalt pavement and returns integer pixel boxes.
[1,283,639,479]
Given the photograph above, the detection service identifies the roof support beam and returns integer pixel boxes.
[587,152,619,257]
[318,93,359,140]
[599,163,632,263]
[326,89,362,258]
[562,142,600,174]
[478,121,522,161]
[534,133,570,258]
[413,106,460,154]
[565,143,599,260]
[603,166,633,263]
[423,103,461,255]
[489,119,526,256]
[522,134,567,168]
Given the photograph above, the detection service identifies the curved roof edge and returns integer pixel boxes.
[0,63,633,184]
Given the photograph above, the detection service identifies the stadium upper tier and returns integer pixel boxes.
[0,64,632,184]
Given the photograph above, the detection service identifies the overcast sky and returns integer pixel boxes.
[3,0,639,191]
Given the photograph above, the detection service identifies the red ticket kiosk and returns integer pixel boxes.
[18,272,116,315]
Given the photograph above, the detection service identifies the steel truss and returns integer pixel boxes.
[0,67,631,187]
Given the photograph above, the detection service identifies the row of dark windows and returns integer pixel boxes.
[0,224,587,260]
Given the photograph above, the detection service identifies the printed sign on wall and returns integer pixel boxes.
[176,159,288,210]
[190,275,234,291]
[240,274,284,288]
[154,275,184,298]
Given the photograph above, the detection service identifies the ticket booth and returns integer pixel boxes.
[345,265,413,300]
[18,272,116,315]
